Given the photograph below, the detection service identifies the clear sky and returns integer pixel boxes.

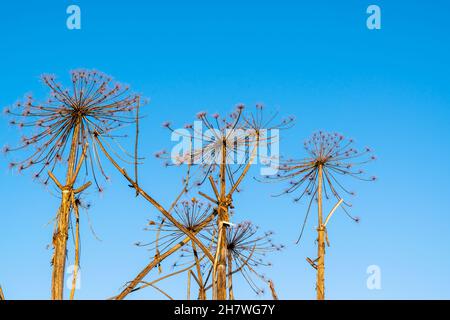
[1,0,450,300]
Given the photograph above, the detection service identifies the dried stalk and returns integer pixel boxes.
[204,138,258,300]
[316,164,325,300]
[204,243,257,292]
[191,242,206,299]
[0,286,5,300]
[135,260,201,294]
[268,280,278,300]
[69,196,81,300]
[49,142,90,300]
[114,209,217,300]
[215,139,229,300]
[187,270,191,300]
[51,123,81,300]
[6,70,140,300]
[227,253,234,300]
[149,284,173,300]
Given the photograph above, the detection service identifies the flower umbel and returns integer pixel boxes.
[5,69,140,189]
[265,131,376,240]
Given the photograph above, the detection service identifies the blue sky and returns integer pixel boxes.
[1,0,450,299]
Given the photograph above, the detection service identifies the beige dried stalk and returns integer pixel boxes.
[5,70,140,299]
[265,131,376,299]
[0,286,5,300]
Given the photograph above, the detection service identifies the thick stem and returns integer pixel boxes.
[268,280,278,300]
[215,139,229,300]
[51,192,71,300]
[69,199,80,300]
[51,122,80,300]
[316,164,325,300]
[0,285,5,300]
[227,253,234,300]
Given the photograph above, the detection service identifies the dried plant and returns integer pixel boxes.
[159,104,293,189]
[156,105,294,300]
[113,197,217,300]
[131,219,282,300]
[264,131,376,299]
[141,198,214,254]
[156,105,292,299]
[0,286,5,300]
[136,198,215,300]
[6,72,212,301]
[206,221,283,299]
[119,105,292,300]
[4,69,140,299]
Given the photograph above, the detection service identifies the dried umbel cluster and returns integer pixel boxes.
[158,104,294,188]
[140,198,214,254]
[268,131,376,218]
[4,69,140,190]
[136,209,283,299]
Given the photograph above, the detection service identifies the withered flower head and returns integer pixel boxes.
[140,198,214,254]
[159,104,294,189]
[4,69,140,190]
[271,131,376,202]
[265,131,376,240]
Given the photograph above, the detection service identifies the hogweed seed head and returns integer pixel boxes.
[5,69,141,190]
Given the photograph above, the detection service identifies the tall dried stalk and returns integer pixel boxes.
[265,131,376,299]
[191,242,206,299]
[0,286,5,300]
[268,280,278,300]
[316,164,325,299]
[227,252,234,299]
[51,121,81,299]
[216,139,229,299]
[158,105,292,299]
[5,70,140,299]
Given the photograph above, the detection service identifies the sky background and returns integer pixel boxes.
[1,0,450,300]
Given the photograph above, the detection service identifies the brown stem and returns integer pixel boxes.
[192,242,205,296]
[227,253,234,300]
[316,164,325,300]
[268,280,279,300]
[0,286,5,300]
[215,138,229,300]
[51,122,80,300]
[69,195,80,300]
[187,270,191,300]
